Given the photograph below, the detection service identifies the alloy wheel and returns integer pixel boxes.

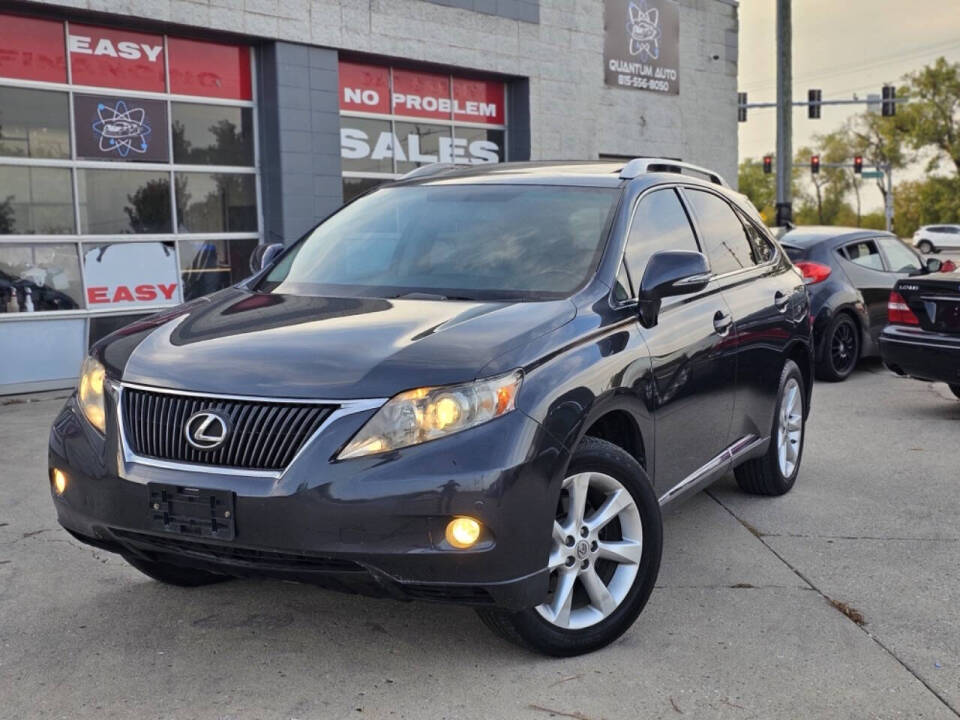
[777,378,803,478]
[830,320,857,375]
[535,472,643,630]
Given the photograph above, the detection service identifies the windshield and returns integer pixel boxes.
[259,184,619,301]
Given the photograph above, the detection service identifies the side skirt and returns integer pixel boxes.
[658,435,768,507]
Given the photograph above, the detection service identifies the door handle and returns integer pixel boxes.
[713,310,733,336]
[774,291,789,313]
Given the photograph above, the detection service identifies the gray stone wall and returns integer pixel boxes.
[258,42,342,243]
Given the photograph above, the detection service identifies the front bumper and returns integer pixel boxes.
[879,326,960,386]
[48,391,568,610]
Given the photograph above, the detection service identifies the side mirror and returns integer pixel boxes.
[637,250,712,328]
[925,257,943,273]
[249,243,285,274]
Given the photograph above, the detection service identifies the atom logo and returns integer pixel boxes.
[92,100,151,157]
[626,2,661,60]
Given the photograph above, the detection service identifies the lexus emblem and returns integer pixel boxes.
[184,410,231,450]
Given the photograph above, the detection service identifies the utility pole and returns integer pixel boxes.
[884,165,894,233]
[775,0,792,227]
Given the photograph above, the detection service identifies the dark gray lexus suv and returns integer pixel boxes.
[49,159,813,655]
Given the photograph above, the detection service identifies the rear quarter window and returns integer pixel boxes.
[782,245,806,261]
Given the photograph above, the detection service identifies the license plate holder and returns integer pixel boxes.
[147,483,235,540]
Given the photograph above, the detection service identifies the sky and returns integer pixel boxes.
[737,0,960,211]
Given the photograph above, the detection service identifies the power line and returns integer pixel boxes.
[739,38,960,93]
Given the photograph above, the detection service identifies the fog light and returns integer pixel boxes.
[52,468,67,496]
[445,517,481,549]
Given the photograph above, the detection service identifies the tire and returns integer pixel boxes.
[124,554,233,587]
[917,240,934,254]
[950,384,960,400]
[735,360,805,496]
[476,436,662,657]
[816,313,860,382]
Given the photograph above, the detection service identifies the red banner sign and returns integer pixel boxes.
[68,24,165,91]
[339,60,505,125]
[0,14,66,83]
[339,61,390,114]
[168,37,252,100]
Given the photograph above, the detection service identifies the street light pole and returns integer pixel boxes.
[775,0,792,227]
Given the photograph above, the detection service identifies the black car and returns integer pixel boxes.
[880,272,960,399]
[780,227,938,381]
[49,159,813,656]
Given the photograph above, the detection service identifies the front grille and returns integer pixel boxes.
[111,529,364,572]
[122,387,335,471]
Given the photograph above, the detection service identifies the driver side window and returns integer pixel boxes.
[877,236,923,273]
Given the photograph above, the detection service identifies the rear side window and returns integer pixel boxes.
[685,190,755,275]
[877,237,923,273]
[624,188,699,282]
[843,240,883,270]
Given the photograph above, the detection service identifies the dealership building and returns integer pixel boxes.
[0,0,738,394]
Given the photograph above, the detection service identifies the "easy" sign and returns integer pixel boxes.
[68,24,165,91]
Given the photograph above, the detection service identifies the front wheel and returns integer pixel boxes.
[917,240,934,254]
[735,359,806,496]
[476,437,662,656]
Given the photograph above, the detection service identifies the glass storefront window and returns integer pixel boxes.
[0,166,75,234]
[0,243,83,313]
[340,117,394,174]
[342,177,384,204]
[0,87,70,158]
[82,241,180,308]
[77,169,172,234]
[179,237,258,300]
[394,122,452,174]
[175,172,257,233]
[453,126,506,163]
[172,103,254,166]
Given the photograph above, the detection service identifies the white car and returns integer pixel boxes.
[913,225,960,254]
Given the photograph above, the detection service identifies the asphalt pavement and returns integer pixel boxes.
[1,361,958,719]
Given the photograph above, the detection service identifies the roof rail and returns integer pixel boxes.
[399,162,461,180]
[619,158,728,187]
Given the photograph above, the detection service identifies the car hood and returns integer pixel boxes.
[98,289,576,399]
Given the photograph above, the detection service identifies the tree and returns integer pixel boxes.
[793,133,850,226]
[900,57,960,175]
[738,157,776,223]
[892,177,960,237]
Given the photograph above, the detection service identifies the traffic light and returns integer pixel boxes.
[738,92,747,122]
[763,155,773,174]
[810,155,820,174]
[808,89,822,119]
[853,156,863,174]
[881,85,896,116]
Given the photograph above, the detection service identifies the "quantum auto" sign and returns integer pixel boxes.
[603,0,680,95]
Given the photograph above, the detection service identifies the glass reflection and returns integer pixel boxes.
[172,103,254,166]
[0,87,70,158]
[175,173,257,233]
[0,243,83,313]
[179,237,258,300]
[0,166,74,234]
[77,169,172,234]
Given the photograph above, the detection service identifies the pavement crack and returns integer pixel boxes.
[760,532,959,542]
[706,489,960,719]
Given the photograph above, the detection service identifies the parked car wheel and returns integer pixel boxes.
[917,240,934,254]
[124,555,233,587]
[817,313,860,382]
[735,360,805,496]
[475,437,662,656]
[950,384,960,400]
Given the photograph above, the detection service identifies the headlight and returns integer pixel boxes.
[338,370,522,460]
[77,356,107,433]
